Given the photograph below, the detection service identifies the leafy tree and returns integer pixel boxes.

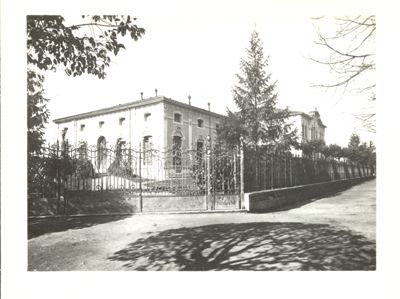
[27,15,145,78]
[299,139,325,159]
[27,15,146,152]
[345,133,376,173]
[28,71,49,154]
[311,16,376,132]
[365,141,376,173]
[218,31,297,153]
[322,143,345,161]
[347,133,361,162]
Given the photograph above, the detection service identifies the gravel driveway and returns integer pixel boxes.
[28,179,376,271]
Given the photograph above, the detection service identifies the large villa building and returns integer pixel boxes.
[54,95,224,153]
[53,95,327,172]
[288,109,326,143]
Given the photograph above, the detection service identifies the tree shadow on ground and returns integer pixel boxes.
[28,215,131,239]
[109,222,375,271]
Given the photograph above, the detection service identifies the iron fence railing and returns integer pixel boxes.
[28,141,375,209]
[244,150,374,193]
[28,142,241,199]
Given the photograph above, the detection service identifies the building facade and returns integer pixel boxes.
[288,109,326,143]
[54,95,224,152]
[53,96,225,180]
[287,109,327,157]
[54,99,326,156]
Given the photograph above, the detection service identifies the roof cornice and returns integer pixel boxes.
[53,96,226,124]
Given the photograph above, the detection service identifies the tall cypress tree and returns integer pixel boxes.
[220,30,297,153]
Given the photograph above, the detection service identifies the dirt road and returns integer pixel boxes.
[28,179,376,271]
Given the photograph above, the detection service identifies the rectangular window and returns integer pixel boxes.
[119,117,125,125]
[197,119,204,128]
[80,124,85,132]
[174,113,182,123]
[99,121,104,128]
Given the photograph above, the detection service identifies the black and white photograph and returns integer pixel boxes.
[1,0,399,298]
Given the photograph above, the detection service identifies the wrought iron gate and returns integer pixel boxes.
[28,140,244,213]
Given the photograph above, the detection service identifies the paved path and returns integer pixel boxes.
[28,179,376,271]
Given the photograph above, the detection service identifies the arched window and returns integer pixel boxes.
[172,135,182,172]
[61,128,69,148]
[115,138,126,164]
[97,136,107,172]
[144,113,151,122]
[78,141,88,160]
[196,140,204,164]
[143,136,153,165]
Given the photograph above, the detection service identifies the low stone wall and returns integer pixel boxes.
[214,194,241,210]
[142,195,206,212]
[28,191,241,216]
[64,191,140,215]
[28,191,140,216]
[245,177,375,213]
[28,196,59,216]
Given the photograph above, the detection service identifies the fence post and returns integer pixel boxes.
[206,136,212,210]
[240,137,244,210]
[271,155,274,189]
[284,156,287,187]
[289,156,293,187]
[56,140,61,214]
[139,142,143,212]
[62,141,67,215]
[233,145,237,195]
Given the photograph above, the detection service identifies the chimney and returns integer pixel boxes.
[188,94,191,105]
[140,92,143,100]
[155,88,158,97]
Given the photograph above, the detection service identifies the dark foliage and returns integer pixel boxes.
[27,15,145,79]
[299,139,326,158]
[27,71,49,154]
[28,143,95,196]
[27,15,145,152]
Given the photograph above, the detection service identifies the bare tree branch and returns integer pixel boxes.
[310,16,376,132]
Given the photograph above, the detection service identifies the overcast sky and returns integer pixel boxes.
[41,3,376,147]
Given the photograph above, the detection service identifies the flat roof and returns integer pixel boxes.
[53,96,226,124]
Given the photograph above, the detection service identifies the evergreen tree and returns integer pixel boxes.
[219,30,297,153]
